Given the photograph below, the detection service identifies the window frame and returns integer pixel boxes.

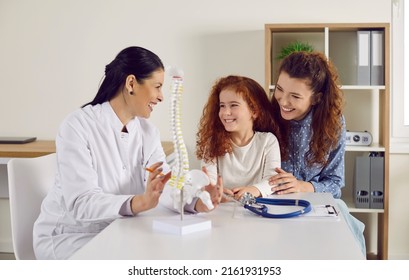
[391,0,409,153]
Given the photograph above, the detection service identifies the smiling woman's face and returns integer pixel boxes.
[131,70,164,119]
[274,71,314,121]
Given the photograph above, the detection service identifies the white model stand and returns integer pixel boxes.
[153,67,213,235]
[153,216,211,235]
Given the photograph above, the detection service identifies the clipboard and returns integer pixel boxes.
[303,204,339,219]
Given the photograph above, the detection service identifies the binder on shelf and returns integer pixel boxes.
[357,30,371,85]
[370,30,385,85]
[370,156,384,209]
[354,157,370,208]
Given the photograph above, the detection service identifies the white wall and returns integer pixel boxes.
[0,0,391,168]
[2,0,408,259]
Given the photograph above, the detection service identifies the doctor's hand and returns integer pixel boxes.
[269,167,314,195]
[131,162,171,215]
[194,167,223,213]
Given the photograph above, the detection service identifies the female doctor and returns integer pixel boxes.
[33,46,172,259]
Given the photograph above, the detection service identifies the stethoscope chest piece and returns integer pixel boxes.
[239,192,256,206]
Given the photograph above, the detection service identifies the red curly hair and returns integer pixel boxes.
[196,75,280,163]
[271,51,345,166]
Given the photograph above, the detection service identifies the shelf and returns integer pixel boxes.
[341,85,385,90]
[161,141,175,157]
[343,196,384,214]
[345,144,385,152]
[0,141,174,160]
[0,140,55,158]
[265,23,390,259]
[269,85,385,90]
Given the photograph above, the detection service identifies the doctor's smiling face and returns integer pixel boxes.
[129,70,164,119]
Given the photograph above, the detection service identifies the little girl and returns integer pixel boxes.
[196,75,281,201]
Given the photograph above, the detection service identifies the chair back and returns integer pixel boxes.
[7,153,56,260]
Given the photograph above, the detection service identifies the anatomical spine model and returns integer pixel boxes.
[168,68,213,217]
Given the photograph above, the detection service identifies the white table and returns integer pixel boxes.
[70,193,364,260]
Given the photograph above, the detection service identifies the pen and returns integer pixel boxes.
[145,167,165,176]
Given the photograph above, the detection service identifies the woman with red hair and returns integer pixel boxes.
[268,51,366,257]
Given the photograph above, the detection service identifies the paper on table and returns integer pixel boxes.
[230,203,340,220]
[302,204,339,218]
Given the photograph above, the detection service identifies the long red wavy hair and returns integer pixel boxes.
[271,51,345,166]
[196,75,280,163]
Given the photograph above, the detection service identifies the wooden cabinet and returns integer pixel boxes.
[264,23,390,259]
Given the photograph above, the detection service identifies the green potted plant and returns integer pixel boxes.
[276,41,314,60]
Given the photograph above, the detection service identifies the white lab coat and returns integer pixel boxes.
[33,102,169,259]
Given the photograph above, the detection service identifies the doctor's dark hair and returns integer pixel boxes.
[83,46,164,107]
[271,51,344,166]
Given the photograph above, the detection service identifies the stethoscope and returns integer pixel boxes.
[236,192,312,218]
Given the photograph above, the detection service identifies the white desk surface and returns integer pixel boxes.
[70,193,364,260]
